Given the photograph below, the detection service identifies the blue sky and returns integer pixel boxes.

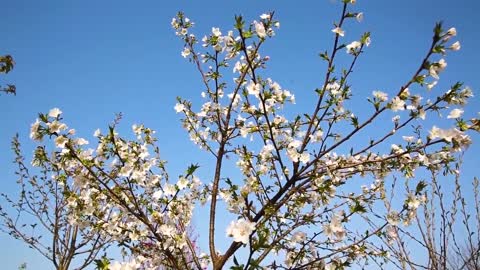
[1,0,479,269]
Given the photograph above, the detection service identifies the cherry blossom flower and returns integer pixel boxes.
[429,126,470,147]
[390,96,405,111]
[211,27,222,37]
[260,13,270,20]
[323,213,346,240]
[446,27,457,37]
[29,119,42,141]
[372,90,388,102]
[254,21,266,38]
[48,108,62,118]
[447,108,463,119]
[426,81,437,90]
[331,26,345,37]
[174,103,185,113]
[356,12,364,22]
[246,81,261,96]
[109,259,141,270]
[449,41,461,51]
[55,136,68,148]
[326,82,341,95]
[46,120,67,134]
[346,41,361,54]
[181,47,191,58]
[429,59,447,79]
[226,218,256,244]
[364,36,371,46]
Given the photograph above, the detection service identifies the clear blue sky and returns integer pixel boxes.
[1,0,479,269]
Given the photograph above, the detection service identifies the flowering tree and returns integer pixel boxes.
[3,0,480,269]
[0,135,112,270]
[374,169,480,269]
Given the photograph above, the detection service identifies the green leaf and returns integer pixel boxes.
[351,115,359,128]
[186,163,200,176]
[243,30,253,39]
[94,256,110,270]
[413,75,425,85]
[457,119,468,131]
[230,256,244,270]
[235,15,244,30]
[432,45,445,54]
[433,21,443,41]
[415,181,427,194]
[319,51,329,61]
[361,32,371,44]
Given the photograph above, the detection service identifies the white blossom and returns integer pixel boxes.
[331,27,345,37]
[372,91,388,102]
[254,21,266,38]
[346,41,361,54]
[356,12,363,22]
[447,108,463,119]
[450,41,461,51]
[30,119,42,141]
[260,13,270,20]
[48,108,62,118]
[226,218,256,244]
[174,103,185,113]
[390,97,405,112]
[181,47,191,58]
[323,213,346,240]
[212,27,222,37]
